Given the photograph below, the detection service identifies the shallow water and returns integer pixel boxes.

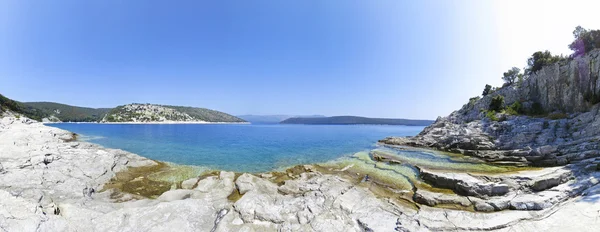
[47,123,424,172]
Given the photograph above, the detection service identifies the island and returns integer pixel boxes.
[236,114,326,124]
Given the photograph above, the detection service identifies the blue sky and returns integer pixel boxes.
[2,1,599,119]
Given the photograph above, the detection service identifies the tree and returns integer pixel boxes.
[569,26,600,58]
[525,51,561,75]
[482,84,492,96]
[502,67,521,85]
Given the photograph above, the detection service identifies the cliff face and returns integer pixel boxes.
[513,49,600,113]
[458,49,600,123]
[381,49,600,167]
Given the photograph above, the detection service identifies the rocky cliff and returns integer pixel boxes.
[381,49,600,167]
[102,103,245,123]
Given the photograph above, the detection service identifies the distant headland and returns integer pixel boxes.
[280,116,434,126]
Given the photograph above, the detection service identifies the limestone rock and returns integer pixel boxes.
[419,167,510,198]
[181,177,199,189]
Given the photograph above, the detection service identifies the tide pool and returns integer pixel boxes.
[47,123,424,172]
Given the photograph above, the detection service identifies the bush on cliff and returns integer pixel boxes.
[482,84,492,96]
[489,95,505,112]
[528,102,545,116]
[485,110,499,121]
[525,51,562,75]
[506,101,522,115]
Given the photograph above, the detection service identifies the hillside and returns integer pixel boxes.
[102,103,245,123]
[280,116,434,126]
[0,94,47,121]
[237,114,325,124]
[23,102,110,122]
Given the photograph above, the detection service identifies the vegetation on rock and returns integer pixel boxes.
[22,102,110,122]
[569,26,600,58]
[0,94,47,121]
[502,67,522,85]
[103,103,245,123]
[489,96,505,112]
[482,84,492,96]
[525,50,562,75]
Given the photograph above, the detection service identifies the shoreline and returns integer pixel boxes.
[2,116,600,231]
[44,121,251,125]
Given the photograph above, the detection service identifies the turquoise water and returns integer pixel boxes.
[47,123,424,172]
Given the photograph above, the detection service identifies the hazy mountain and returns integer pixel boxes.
[237,115,326,124]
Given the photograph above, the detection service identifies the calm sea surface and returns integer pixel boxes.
[47,123,424,172]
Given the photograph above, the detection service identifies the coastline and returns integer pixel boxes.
[2,116,600,231]
[44,121,251,125]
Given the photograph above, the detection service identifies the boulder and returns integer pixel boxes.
[181,177,198,189]
[235,173,278,195]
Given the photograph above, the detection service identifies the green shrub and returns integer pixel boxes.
[529,102,545,115]
[482,84,492,96]
[506,101,522,115]
[485,111,499,121]
[489,95,505,112]
[548,112,568,120]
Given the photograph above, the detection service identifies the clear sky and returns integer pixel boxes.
[2,0,600,119]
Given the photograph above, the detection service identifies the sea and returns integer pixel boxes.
[47,123,424,173]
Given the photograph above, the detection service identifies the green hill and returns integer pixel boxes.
[0,94,48,121]
[280,116,433,126]
[22,102,110,122]
[103,104,245,123]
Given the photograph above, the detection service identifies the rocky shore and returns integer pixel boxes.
[1,113,600,231]
[380,50,600,168]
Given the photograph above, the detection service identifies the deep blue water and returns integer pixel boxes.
[47,123,423,172]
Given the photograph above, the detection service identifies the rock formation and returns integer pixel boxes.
[381,49,600,167]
